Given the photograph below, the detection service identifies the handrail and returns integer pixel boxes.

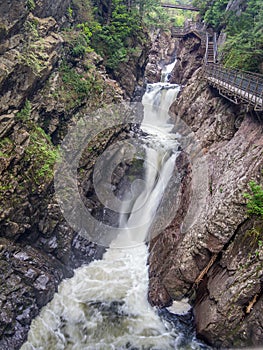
[205,32,209,64]
[171,21,263,111]
[204,63,263,110]
[172,21,206,42]
[213,32,217,63]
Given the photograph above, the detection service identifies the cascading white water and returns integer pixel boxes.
[21,60,207,350]
[161,58,177,83]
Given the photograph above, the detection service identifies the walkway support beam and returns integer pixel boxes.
[161,3,200,11]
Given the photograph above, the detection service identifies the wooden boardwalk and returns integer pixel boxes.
[161,3,200,11]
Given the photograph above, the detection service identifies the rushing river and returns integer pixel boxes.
[21,60,210,350]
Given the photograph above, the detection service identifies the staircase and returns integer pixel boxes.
[205,33,217,64]
[171,21,263,111]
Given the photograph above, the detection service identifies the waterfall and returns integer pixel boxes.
[21,60,208,350]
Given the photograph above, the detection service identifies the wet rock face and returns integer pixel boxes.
[170,34,205,86]
[0,5,64,115]
[33,0,71,21]
[195,219,263,348]
[148,151,192,307]
[226,0,247,14]
[144,30,179,84]
[149,65,263,347]
[0,238,66,350]
[111,32,151,98]
[0,0,129,348]
[0,0,70,29]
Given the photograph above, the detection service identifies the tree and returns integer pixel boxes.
[91,0,167,69]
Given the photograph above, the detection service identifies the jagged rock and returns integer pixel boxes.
[148,34,263,347]
[145,30,179,83]
[33,0,71,22]
[111,31,151,98]
[0,238,67,350]
[0,0,137,347]
[226,0,247,14]
[0,8,64,115]
[170,34,205,86]
[195,218,263,347]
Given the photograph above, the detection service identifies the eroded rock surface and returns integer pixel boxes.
[170,34,205,86]
[148,35,263,348]
[145,29,179,84]
[0,1,141,348]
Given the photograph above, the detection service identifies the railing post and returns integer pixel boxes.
[205,32,209,65]
[213,32,217,63]
[248,78,251,101]
[254,78,259,106]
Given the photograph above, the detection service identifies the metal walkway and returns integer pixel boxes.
[161,3,200,11]
[203,64,263,111]
[172,21,206,43]
[171,22,263,111]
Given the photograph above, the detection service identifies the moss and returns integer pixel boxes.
[27,0,36,11]
[244,181,263,217]
[19,18,49,75]
[16,100,32,121]
[0,122,58,207]
[54,62,103,111]
[24,126,59,185]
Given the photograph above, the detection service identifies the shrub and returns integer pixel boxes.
[16,100,32,121]
[25,127,59,184]
[27,0,35,11]
[244,181,263,217]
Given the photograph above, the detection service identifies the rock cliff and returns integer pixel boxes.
[1,1,262,348]
[144,29,179,84]
[0,1,148,348]
[148,32,263,348]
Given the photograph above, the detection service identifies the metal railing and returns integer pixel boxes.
[172,21,206,42]
[171,21,263,111]
[183,20,206,33]
[204,63,263,111]
[204,33,218,64]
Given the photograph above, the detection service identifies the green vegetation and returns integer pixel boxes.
[247,227,263,259]
[67,0,167,70]
[27,0,36,11]
[61,62,92,95]
[25,126,59,184]
[0,137,14,159]
[57,62,103,110]
[244,181,263,217]
[16,100,32,121]
[19,18,49,75]
[14,101,59,186]
[223,0,263,72]
[67,6,73,18]
[203,0,229,31]
[193,0,263,72]
[160,0,198,26]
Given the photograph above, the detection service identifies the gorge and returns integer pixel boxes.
[0,0,262,349]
